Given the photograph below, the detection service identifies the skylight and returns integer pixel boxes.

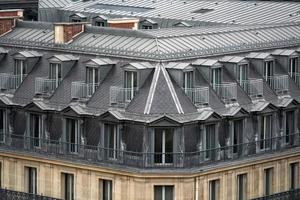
[88,3,154,13]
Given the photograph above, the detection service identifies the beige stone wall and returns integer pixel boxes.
[0,152,299,200]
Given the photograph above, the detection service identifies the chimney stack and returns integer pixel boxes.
[54,23,85,44]
[108,18,139,30]
[0,9,23,18]
[0,17,17,36]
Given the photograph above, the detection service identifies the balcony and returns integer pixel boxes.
[251,188,300,200]
[183,87,209,106]
[0,73,26,90]
[266,75,289,95]
[1,133,299,169]
[239,79,263,99]
[35,77,59,95]
[110,86,138,106]
[71,82,100,99]
[0,188,61,200]
[212,82,237,103]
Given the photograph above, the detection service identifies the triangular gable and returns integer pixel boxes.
[48,55,78,62]
[84,58,116,66]
[203,112,222,122]
[225,107,249,118]
[256,103,277,114]
[61,105,91,117]
[99,111,122,123]
[13,51,41,59]
[279,98,299,109]
[23,102,45,113]
[173,21,192,27]
[92,15,108,20]
[148,115,181,127]
[0,96,13,107]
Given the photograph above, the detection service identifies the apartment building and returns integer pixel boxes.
[0,6,300,200]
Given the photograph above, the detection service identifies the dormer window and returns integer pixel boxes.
[211,67,221,89]
[264,60,274,82]
[49,63,62,87]
[124,71,137,101]
[140,19,158,29]
[183,71,193,91]
[92,15,108,27]
[235,64,248,83]
[69,13,87,23]
[289,57,298,79]
[14,59,27,80]
[86,67,99,95]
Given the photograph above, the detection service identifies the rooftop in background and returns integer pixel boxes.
[39,0,300,26]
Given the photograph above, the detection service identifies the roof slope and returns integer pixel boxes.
[55,0,300,25]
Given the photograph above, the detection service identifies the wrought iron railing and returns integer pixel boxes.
[183,87,209,106]
[251,188,300,200]
[71,82,100,99]
[266,75,289,95]
[0,188,61,200]
[0,133,299,169]
[0,73,26,90]
[212,82,237,103]
[239,79,264,99]
[110,86,138,106]
[35,77,60,95]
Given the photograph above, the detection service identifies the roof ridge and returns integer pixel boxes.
[160,63,184,114]
[144,64,161,114]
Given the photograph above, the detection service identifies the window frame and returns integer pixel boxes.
[66,118,80,154]
[260,114,272,150]
[263,60,275,82]
[24,166,37,194]
[124,70,138,101]
[208,179,220,200]
[289,57,298,79]
[61,172,75,200]
[154,185,174,200]
[154,128,174,165]
[263,167,274,196]
[14,59,27,81]
[29,113,42,148]
[99,179,113,200]
[49,62,62,87]
[237,173,247,200]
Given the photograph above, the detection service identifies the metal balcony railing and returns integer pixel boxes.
[183,87,209,106]
[71,82,100,99]
[239,79,264,99]
[1,133,299,169]
[110,86,138,106]
[266,75,289,95]
[212,82,237,103]
[0,73,26,90]
[35,77,60,95]
[0,188,61,200]
[251,188,300,200]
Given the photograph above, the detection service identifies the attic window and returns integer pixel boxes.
[192,8,214,14]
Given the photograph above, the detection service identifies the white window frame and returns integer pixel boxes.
[260,115,272,150]
[289,57,298,79]
[106,124,118,160]
[86,67,99,95]
[237,173,247,200]
[14,59,27,81]
[50,63,62,87]
[124,70,138,101]
[66,119,79,154]
[263,60,274,81]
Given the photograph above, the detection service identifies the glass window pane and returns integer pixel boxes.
[154,186,162,200]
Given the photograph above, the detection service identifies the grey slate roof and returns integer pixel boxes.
[44,0,300,25]
[2,21,300,61]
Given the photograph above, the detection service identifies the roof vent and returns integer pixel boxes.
[192,8,214,14]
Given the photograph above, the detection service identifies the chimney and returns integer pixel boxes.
[107,18,139,30]
[54,23,85,44]
[0,17,17,36]
[0,9,23,18]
